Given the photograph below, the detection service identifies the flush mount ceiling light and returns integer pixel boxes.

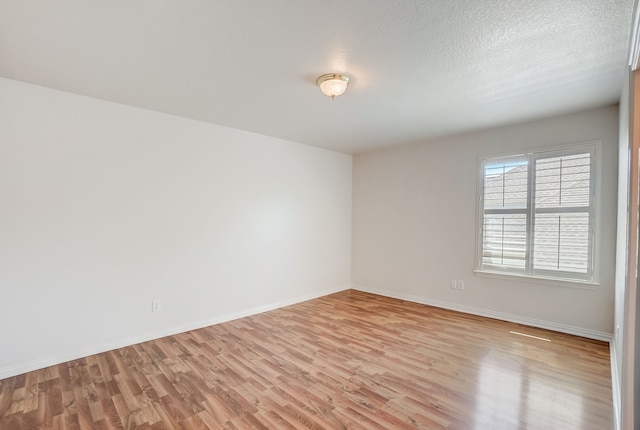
[317,73,349,99]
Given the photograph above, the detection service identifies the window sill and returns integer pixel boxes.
[473,269,598,290]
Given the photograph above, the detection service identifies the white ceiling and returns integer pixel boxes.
[0,1,634,154]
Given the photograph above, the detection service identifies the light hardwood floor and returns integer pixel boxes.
[0,290,613,429]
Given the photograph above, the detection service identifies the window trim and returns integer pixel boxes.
[475,141,600,285]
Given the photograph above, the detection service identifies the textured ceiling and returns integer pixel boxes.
[0,0,634,153]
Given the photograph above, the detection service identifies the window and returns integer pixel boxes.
[477,144,596,282]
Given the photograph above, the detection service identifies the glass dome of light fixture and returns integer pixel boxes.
[317,74,349,99]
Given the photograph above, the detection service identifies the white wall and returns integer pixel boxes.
[0,77,352,379]
[352,106,618,338]
[614,67,630,430]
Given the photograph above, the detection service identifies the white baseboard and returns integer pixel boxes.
[0,284,350,380]
[352,284,613,342]
[610,339,622,430]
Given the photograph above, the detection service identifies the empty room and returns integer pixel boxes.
[1,1,639,429]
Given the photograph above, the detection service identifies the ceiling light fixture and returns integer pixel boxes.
[317,73,349,100]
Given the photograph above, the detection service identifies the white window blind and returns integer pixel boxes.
[482,159,528,270]
[477,144,596,281]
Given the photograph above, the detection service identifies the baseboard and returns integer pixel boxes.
[610,339,622,430]
[0,284,350,380]
[352,284,613,342]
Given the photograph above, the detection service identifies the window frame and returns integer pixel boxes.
[475,142,599,284]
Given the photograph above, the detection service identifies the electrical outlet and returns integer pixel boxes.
[458,280,465,290]
[152,300,162,312]
[450,280,457,289]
